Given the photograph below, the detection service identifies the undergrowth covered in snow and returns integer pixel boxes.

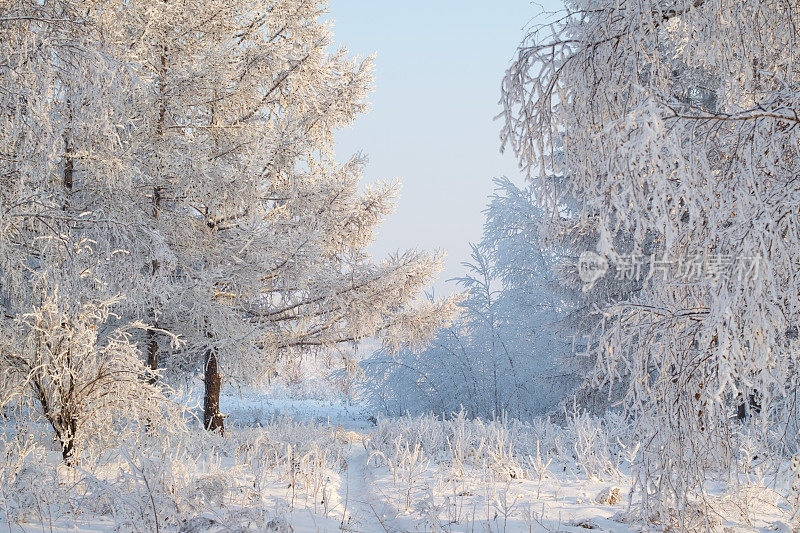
[0,414,346,532]
[2,400,798,532]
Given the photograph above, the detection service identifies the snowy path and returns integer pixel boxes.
[337,433,407,533]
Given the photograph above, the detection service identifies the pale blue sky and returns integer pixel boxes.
[329,1,563,293]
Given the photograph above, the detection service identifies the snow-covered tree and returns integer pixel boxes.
[117,0,458,433]
[0,0,458,442]
[0,0,153,311]
[0,296,175,463]
[0,1,175,461]
[503,0,800,524]
[363,178,576,420]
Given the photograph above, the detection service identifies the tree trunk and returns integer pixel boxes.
[146,326,158,385]
[63,111,73,211]
[146,39,167,381]
[146,259,159,384]
[203,347,224,434]
[63,149,73,190]
[59,416,77,464]
[33,375,77,464]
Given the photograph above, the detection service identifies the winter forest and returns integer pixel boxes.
[2,0,800,531]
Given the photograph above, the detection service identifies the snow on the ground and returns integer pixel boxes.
[1,392,796,532]
[222,388,374,430]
